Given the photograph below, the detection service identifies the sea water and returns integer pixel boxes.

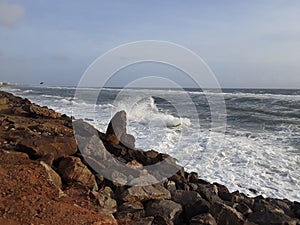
[2,85,299,202]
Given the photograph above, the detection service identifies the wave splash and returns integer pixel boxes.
[114,96,191,128]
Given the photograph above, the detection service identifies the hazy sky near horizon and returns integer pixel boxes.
[0,0,299,88]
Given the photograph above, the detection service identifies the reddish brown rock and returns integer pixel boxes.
[126,159,143,169]
[58,156,98,190]
[28,103,61,118]
[0,149,117,225]
[115,201,145,220]
[0,97,9,105]
[18,136,77,159]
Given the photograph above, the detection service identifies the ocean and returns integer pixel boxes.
[1,85,299,202]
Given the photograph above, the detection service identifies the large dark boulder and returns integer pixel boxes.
[145,199,183,225]
[106,111,135,148]
[189,213,217,225]
[171,190,210,220]
[247,199,299,225]
[210,202,244,225]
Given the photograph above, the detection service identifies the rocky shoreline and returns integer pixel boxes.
[0,90,299,225]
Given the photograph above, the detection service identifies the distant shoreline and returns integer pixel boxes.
[2,83,300,91]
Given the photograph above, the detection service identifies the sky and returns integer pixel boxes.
[0,0,299,88]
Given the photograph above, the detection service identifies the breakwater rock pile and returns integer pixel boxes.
[0,91,299,225]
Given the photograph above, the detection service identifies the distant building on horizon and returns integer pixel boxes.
[0,82,8,86]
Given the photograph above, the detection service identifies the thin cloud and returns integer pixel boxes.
[0,1,25,27]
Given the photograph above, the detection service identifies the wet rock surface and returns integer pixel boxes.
[0,91,299,225]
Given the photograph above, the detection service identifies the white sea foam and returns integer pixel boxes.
[113,96,191,128]
[4,86,300,202]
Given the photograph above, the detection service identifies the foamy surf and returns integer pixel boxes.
[3,85,300,202]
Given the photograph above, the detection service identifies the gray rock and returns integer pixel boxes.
[106,110,127,140]
[121,184,171,202]
[91,190,117,213]
[81,135,108,159]
[127,172,158,186]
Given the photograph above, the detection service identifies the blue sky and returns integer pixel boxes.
[0,0,299,88]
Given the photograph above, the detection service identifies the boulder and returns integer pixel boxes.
[130,217,154,225]
[40,161,66,198]
[106,110,127,140]
[214,183,233,201]
[127,172,158,186]
[80,134,108,160]
[126,159,143,169]
[28,104,61,118]
[145,199,182,225]
[30,122,74,136]
[90,216,118,225]
[72,119,98,137]
[117,216,154,225]
[210,202,244,225]
[58,156,98,190]
[121,185,171,202]
[18,136,77,159]
[294,201,300,219]
[165,180,177,191]
[115,201,145,220]
[189,213,217,225]
[106,111,135,148]
[0,97,9,105]
[120,133,135,149]
[196,184,221,203]
[40,161,62,189]
[171,190,210,219]
[234,201,253,216]
[266,198,295,217]
[0,148,117,225]
[247,199,299,225]
[91,190,117,213]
